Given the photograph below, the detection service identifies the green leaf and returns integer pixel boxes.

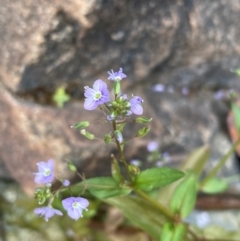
[172,223,185,241]
[106,195,166,240]
[133,167,184,191]
[52,86,70,108]
[234,68,240,76]
[157,146,209,206]
[201,177,228,194]
[160,223,174,241]
[231,102,240,133]
[170,172,198,218]
[84,177,131,198]
[180,146,210,178]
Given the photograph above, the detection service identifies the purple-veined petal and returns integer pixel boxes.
[67,208,83,220]
[84,97,98,110]
[131,104,143,115]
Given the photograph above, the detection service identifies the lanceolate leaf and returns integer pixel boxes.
[170,172,198,218]
[133,167,184,191]
[106,196,166,240]
[84,177,131,199]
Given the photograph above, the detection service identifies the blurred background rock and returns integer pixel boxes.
[0,0,240,196]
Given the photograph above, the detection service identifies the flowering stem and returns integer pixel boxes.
[200,137,240,187]
[112,120,133,182]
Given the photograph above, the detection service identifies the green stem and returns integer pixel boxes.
[200,138,240,187]
[112,120,133,182]
[135,189,174,220]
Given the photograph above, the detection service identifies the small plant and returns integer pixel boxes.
[33,68,240,241]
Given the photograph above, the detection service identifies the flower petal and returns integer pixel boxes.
[67,208,82,220]
[84,97,98,110]
[131,104,143,115]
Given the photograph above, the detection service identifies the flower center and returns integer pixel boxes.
[94,91,102,100]
[44,168,51,176]
[72,202,80,208]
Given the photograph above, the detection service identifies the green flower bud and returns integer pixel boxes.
[67,160,77,172]
[71,121,90,130]
[104,133,112,144]
[135,117,152,124]
[113,80,121,95]
[80,129,95,140]
[136,126,150,138]
[128,164,140,175]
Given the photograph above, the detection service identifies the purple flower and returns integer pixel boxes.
[84,79,110,110]
[108,68,127,81]
[62,179,70,187]
[162,152,171,162]
[34,206,63,221]
[152,84,165,92]
[33,159,54,184]
[62,197,89,221]
[214,90,225,100]
[147,141,159,152]
[129,96,143,115]
[181,87,189,95]
[130,159,142,167]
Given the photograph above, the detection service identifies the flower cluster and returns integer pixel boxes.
[33,159,89,221]
[84,68,144,119]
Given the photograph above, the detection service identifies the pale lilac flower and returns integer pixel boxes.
[181,87,189,95]
[84,79,110,110]
[147,141,159,152]
[214,90,225,100]
[130,159,142,167]
[33,159,54,184]
[63,179,70,187]
[34,206,63,221]
[108,68,127,81]
[152,84,165,92]
[129,96,143,115]
[62,197,89,221]
[162,152,171,162]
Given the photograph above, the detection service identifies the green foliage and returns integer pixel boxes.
[84,177,132,198]
[157,146,209,207]
[160,223,185,241]
[111,157,123,183]
[231,102,240,133]
[201,177,228,194]
[133,167,184,191]
[52,86,70,108]
[170,172,198,218]
[106,195,166,240]
[234,68,240,76]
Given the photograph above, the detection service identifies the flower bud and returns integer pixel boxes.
[67,161,77,172]
[136,126,150,137]
[80,129,95,140]
[128,164,140,175]
[71,121,90,130]
[114,130,123,143]
[104,133,112,144]
[135,117,152,124]
[113,80,121,95]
